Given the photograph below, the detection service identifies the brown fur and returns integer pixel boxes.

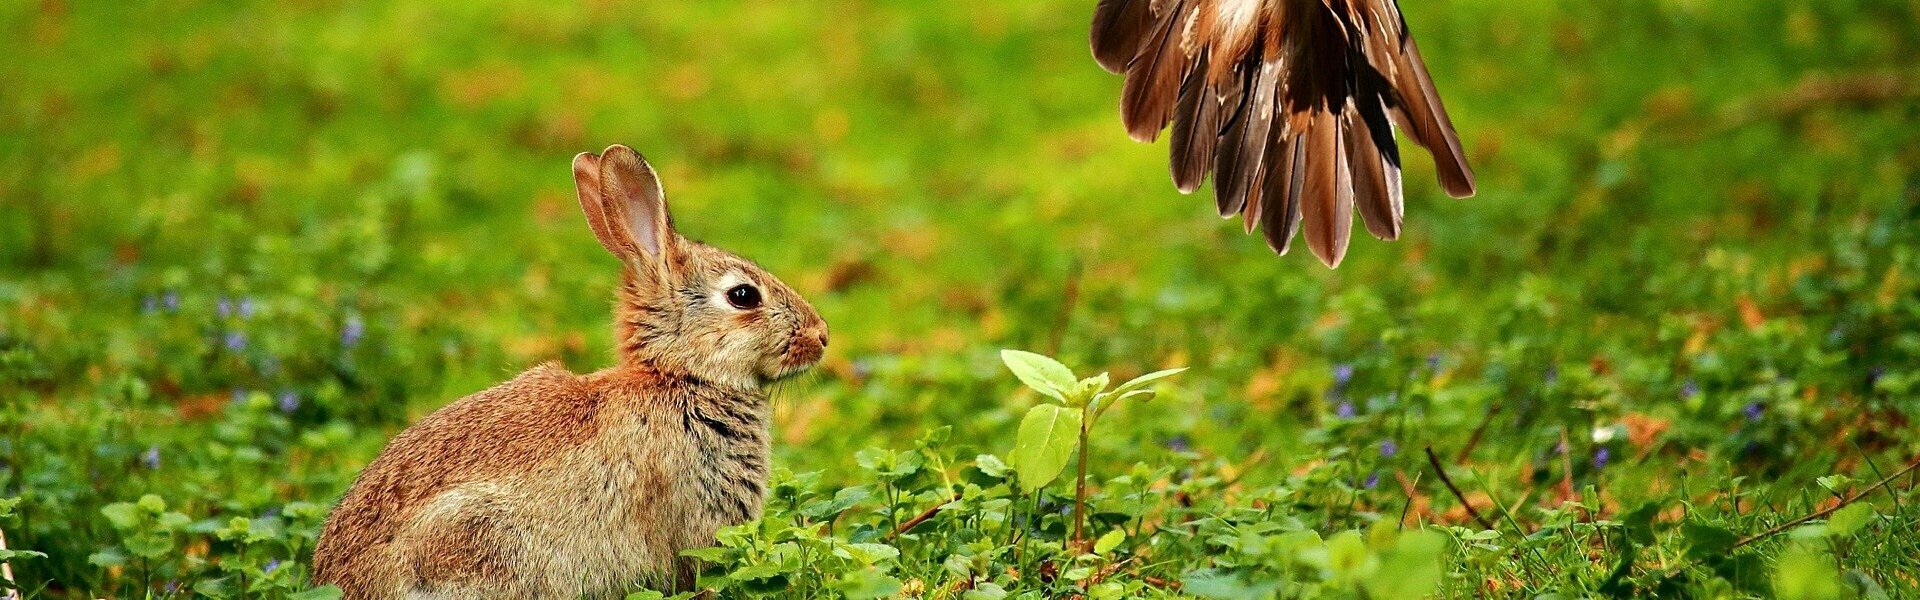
[312,145,827,599]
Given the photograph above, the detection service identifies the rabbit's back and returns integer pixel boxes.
[313,364,686,598]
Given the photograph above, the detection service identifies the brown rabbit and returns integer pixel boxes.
[310,144,828,599]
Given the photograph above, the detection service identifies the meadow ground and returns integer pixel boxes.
[3,0,1920,597]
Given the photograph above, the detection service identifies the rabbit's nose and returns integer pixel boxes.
[802,324,828,351]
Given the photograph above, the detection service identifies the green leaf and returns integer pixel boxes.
[1000,349,1076,402]
[973,454,1012,478]
[799,485,873,520]
[1112,367,1187,397]
[1323,530,1376,582]
[1181,568,1278,599]
[86,547,128,568]
[1621,502,1660,545]
[1682,523,1737,560]
[1772,542,1843,600]
[193,575,238,600]
[1826,503,1874,536]
[290,586,346,600]
[136,494,167,514]
[1069,373,1110,407]
[837,542,900,564]
[833,568,903,599]
[124,533,175,559]
[1366,529,1447,600]
[1093,529,1126,555]
[1010,404,1083,492]
[100,502,142,530]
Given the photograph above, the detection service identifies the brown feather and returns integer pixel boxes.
[1169,52,1220,194]
[1213,57,1280,220]
[1120,0,1195,142]
[1345,104,1398,241]
[1381,35,1474,197]
[1299,108,1353,267]
[1091,0,1152,74]
[1091,0,1474,267]
[1260,131,1305,254]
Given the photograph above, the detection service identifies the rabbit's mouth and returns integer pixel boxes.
[770,323,829,379]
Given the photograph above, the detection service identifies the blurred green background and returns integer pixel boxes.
[3,0,1920,597]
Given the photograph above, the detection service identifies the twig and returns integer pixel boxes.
[1425,446,1497,531]
[1141,575,1182,590]
[1456,402,1502,463]
[886,492,963,540]
[1732,456,1920,549]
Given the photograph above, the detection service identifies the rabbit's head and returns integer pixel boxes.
[572,145,828,389]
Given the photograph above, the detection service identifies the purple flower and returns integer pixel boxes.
[1379,439,1399,458]
[238,297,258,319]
[1868,365,1887,389]
[1592,447,1611,469]
[142,446,161,470]
[264,558,281,573]
[217,297,233,318]
[231,388,248,404]
[141,295,159,314]
[162,291,180,313]
[277,391,300,414]
[1333,363,1355,387]
[1165,434,1191,453]
[223,331,247,351]
[1743,402,1764,421]
[1336,401,1356,419]
[1426,353,1442,371]
[1681,379,1700,399]
[1363,471,1381,489]
[1544,365,1560,386]
[342,315,366,348]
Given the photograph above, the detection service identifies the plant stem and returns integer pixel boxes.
[1072,406,1091,552]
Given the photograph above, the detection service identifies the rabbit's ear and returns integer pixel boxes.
[595,145,679,278]
[572,151,628,259]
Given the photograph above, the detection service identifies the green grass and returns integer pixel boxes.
[4,0,1920,597]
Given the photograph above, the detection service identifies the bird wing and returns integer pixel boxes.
[1090,0,1475,267]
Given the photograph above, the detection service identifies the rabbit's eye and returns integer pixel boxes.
[725,284,763,309]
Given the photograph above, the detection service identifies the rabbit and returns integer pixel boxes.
[310,144,829,599]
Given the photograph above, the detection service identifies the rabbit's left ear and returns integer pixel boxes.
[586,145,680,281]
